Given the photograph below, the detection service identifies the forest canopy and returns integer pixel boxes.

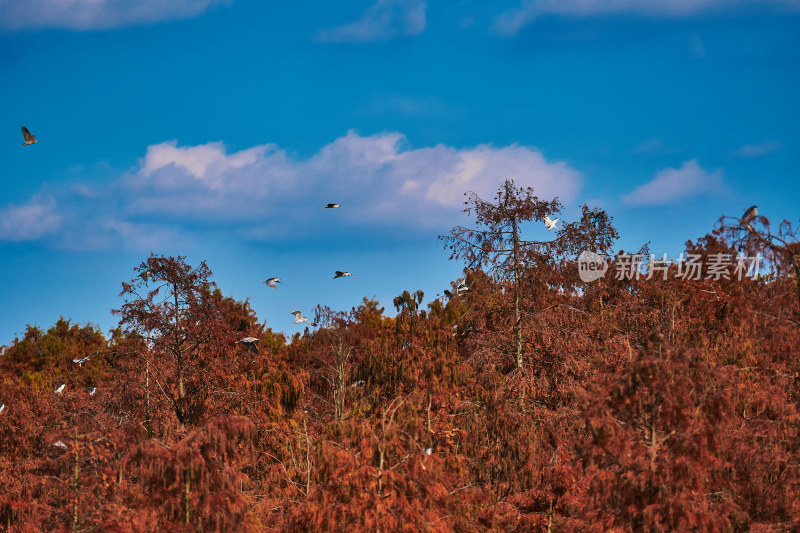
[1,181,798,532]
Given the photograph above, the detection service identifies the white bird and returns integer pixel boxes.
[0,403,5,414]
[423,447,432,456]
[323,203,340,209]
[351,379,364,388]
[456,282,468,295]
[543,216,560,231]
[741,205,758,227]
[333,271,353,279]
[73,351,97,366]
[262,277,280,289]
[291,310,309,325]
[21,126,39,147]
[53,441,67,449]
[54,384,65,395]
[238,337,259,353]
[88,387,97,396]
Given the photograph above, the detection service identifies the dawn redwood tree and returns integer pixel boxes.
[441,180,563,368]
[114,255,238,427]
[718,211,800,326]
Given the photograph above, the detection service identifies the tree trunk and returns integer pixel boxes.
[512,217,523,368]
[72,432,79,532]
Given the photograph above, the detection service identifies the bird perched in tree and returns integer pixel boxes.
[73,351,97,366]
[741,205,758,228]
[238,337,259,354]
[291,310,309,324]
[262,277,280,289]
[456,282,468,295]
[543,215,559,231]
[54,384,65,395]
[323,203,340,209]
[53,441,67,449]
[21,126,39,147]
[333,271,353,279]
[89,387,97,396]
[0,403,5,414]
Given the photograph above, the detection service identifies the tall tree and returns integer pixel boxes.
[114,255,237,427]
[440,180,562,368]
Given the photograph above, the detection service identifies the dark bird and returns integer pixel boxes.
[262,277,280,289]
[291,310,309,325]
[21,126,39,147]
[333,271,353,279]
[323,203,341,209]
[238,337,259,354]
[73,351,97,366]
[741,205,758,227]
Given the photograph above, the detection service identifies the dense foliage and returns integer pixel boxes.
[1,183,798,531]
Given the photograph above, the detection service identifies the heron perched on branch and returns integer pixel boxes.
[741,205,758,228]
[21,127,39,147]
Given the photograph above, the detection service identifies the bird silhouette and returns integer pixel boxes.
[333,271,353,279]
[323,203,340,209]
[291,310,309,324]
[262,277,280,289]
[741,205,758,228]
[21,126,39,147]
[543,216,559,231]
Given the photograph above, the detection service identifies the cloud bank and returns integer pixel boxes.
[0,131,582,249]
[622,159,723,206]
[0,0,230,31]
[317,0,426,43]
[494,0,798,35]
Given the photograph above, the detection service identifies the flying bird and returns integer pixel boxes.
[543,216,560,231]
[88,387,97,396]
[741,205,758,228]
[73,351,97,366]
[333,271,353,279]
[21,126,39,147]
[291,310,309,325]
[54,384,65,395]
[262,277,280,289]
[238,337,259,354]
[323,203,340,209]
[53,441,67,449]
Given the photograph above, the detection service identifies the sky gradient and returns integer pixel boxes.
[1,0,798,344]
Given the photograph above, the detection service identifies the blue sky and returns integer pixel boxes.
[1,0,798,344]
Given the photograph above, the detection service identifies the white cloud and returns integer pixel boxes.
[732,140,782,157]
[0,0,230,31]
[0,131,583,248]
[622,159,724,206]
[494,0,798,35]
[317,0,426,43]
[0,197,61,241]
